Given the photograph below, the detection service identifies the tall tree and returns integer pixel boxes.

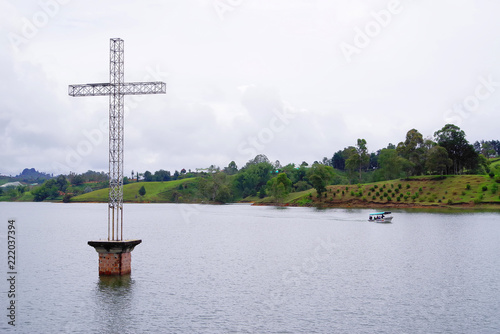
[397,129,426,175]
[434,124,477,174]
[144,171,153,182]
[234,159,274,198]
[224,161,238,175]
[345,139,370,182]
[200,171,232,203]
[267,173,292,204]
[332,150,345,170]
[426,146,452,175]
[307,163,335,198]
[377,149,413,180]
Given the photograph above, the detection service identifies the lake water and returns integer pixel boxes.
[1,202,499,333]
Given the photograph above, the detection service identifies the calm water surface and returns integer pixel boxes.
[0,202,499,333]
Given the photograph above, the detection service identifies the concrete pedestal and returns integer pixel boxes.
[88,240,141,276]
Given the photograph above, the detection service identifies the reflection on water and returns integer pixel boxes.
[95,275,134,334]
[98,274,133,289]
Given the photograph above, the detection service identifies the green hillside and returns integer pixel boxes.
[266,175,500,208]
[71,178,200,203]
[62,174,500,209]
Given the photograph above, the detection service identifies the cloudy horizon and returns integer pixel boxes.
[1,0,499,176]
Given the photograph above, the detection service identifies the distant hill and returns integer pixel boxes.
[16,168,52,182]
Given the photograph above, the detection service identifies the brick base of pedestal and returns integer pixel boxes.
[98,252,132,275]
[88,240,141,276]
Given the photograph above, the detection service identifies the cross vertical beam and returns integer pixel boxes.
[69,38,166,241]
[109,38,125,241]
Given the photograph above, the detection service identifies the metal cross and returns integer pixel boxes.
[69,38,166,241]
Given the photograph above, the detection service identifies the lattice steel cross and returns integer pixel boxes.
[69,38,166,241]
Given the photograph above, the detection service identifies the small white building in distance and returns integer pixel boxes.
[0,182,24,188]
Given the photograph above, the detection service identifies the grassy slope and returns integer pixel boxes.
[490,158,500,175]
[71,178,197,203]
[266,175,500,208]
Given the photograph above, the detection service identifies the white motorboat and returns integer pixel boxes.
[368,211,393,223]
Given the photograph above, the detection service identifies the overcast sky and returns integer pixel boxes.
[1,0,499,176]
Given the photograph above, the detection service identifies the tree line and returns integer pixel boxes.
[325,124,494,184]
[7,123,498,204]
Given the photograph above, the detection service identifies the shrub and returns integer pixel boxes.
[368,192,371,196]
[362,196,367,202]
[496,176,500,183]
[388,189,392,193]
[138,186,146,196]
[466,184,471,190]
[342,190,344,196]
[350,191,355,196]
[447,199,453,205]
[489,172,495,178]
[491,183,498,194]
[372,195,376,200]
[297,197,313,206]
[376,191,380,196]
[383,192,388,197]
[406,184,411,189]
[419,187,423,192]
[345,186,349,191]
[396,196,401,202]
[398,184,402,189]
[394,188,399,194]
[482,185,488,192]
[374,185,378,189]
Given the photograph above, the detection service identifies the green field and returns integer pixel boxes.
[71,178,199,203]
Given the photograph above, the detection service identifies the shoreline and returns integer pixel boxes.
[2,199,499,211]
[252,199,500,211]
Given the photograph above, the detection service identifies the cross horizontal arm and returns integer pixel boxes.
[69,82,166,97]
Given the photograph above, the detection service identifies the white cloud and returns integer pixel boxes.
[1,0,499,176]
